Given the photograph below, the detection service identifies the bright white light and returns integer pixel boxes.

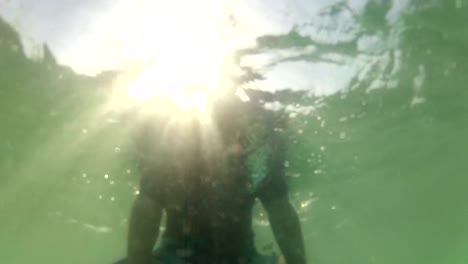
[97,0,234,113]
[125,61,215,112]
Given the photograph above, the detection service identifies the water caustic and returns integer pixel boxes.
[0,0,468,263]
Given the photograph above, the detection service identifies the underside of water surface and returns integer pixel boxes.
[0,1,467,263]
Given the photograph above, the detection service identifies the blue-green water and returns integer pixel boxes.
[1,1,468,263]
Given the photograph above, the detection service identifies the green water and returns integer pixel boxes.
[1,1,468,263]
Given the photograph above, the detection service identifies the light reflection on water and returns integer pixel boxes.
[0,0,468,264]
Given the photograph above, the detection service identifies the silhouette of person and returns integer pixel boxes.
[120,89,307,264]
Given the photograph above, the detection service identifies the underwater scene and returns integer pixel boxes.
[0,0,467,263]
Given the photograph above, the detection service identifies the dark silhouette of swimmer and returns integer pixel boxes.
[122,90,307,264]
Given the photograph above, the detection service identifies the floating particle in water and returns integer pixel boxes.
[135,190,140,195]
[98,195,103,200]
[298,129,303,134]
[339,132,346,139]
[110,197,115,201]
[413,65,425,92]
[331,205,337,210]
[86,180,91,184]
[410,96,426,106]
[114,147,121,153]
[320,146,326,151]
[104,174,109,179]
[82,129,88,134]
[301,199,314,208]
[110,181,115,185]
[284,161,290,167]
[291,173,301,178]
[456,0,462,8]
[82,173,87,178]
[126,169,132,174]
[443,67,451,76]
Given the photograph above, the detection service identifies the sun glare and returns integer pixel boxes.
[107,0,233,115]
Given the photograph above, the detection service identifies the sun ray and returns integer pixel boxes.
[95,0,236,119]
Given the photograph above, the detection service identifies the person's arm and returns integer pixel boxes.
[127,192,163,264]
[262,197,307,264]
[255,111,307,264]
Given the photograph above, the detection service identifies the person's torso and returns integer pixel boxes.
[135,96,279,259]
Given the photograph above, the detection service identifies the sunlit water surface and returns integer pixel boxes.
[1,1,468,263]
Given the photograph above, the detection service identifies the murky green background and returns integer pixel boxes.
[1,1,468,263]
